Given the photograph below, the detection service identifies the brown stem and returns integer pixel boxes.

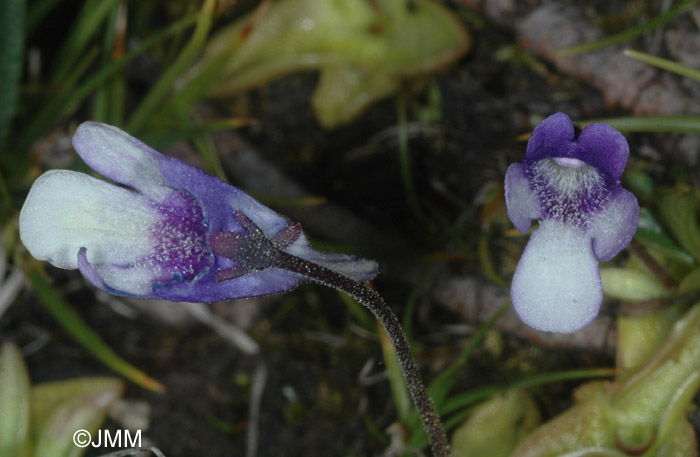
[277,251,450,457]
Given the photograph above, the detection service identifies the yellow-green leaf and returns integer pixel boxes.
[0,342,31,457]
[600,267,670,302]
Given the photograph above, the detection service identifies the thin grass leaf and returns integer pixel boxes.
[338,291,374,329]
[659,189,700,263]
[428,301,510,406]
[52,0,121,82]
[581,116,700,134]
[406,300,510,447]
[17,47,100,153]
[143,117,255,149]
[126,0,216,133]
[478,234,509,287]
[380,326,412,421]
[173,112,229,181]
[0,0,25,148]
[25,0,60,36]
[624,49,700,83]
[93,2,122,123]
[27,270,165,393]
[440,368,615,417]
[16,14,197,154]
[557,0,696,56]
[401,271,430,342]
[408,367,615,449]
[397,91,429,225]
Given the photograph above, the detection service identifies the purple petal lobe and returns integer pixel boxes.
[589,187,639,261]
[158,155,289,235]
[525,113,576,162]
[77,248,109,292]
[525,113,630,181]
[158,155,378,282]
[505,163,541,233]
[574,123,630,181]
[72,122,169,199]
[511,220,602,333]
[154,268,305,303]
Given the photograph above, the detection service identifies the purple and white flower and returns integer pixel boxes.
[505,113,639,333]
[20,122,377,302]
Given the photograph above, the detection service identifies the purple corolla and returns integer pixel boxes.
[505,113,639,333]
[19,122,377,302]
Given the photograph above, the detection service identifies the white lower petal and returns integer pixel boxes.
[511,219,602,333]
[20,170,159,269]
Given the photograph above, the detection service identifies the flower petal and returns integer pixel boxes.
[505,163,541,233]
[157,155,290,235]
[158,154,379,281]
[286,233,378,281]
[511,219,602,333]
[72,122,169,199]
[77,248,155,297]
[19,170,158,269]
[525,112,576,162]
[574,123,630,181]
[589,187,639,261]
[153,268,305,303]
[525,113,630,181]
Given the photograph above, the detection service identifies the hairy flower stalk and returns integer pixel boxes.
[19,122,448,456]
[276,250,450,456]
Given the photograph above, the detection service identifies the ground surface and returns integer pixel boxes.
[6,1,700,456]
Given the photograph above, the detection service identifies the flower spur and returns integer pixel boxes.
[505,112,639,333]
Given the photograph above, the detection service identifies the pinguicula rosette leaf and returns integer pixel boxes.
[505,113,639,333]
[19,122,377,302]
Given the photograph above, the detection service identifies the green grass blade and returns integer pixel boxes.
[16,14,196,154]
[659,189,700,263]
[581,116,700,134]
[624,49,700,83]
[557,0,696,56]
[93,2,121,123]
[25,0,60,36]
[126,0,216,133]
[380,326,412,421]
[441,367,615,416]
[16,47,100,153]
[0,0,25,148]
[52,0,121,82]
[27,270,165,393]
[428,300,510,406]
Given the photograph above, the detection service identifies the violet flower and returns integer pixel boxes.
[20,122,452,456]
[505,113,639,333]
[19,122,377,302]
